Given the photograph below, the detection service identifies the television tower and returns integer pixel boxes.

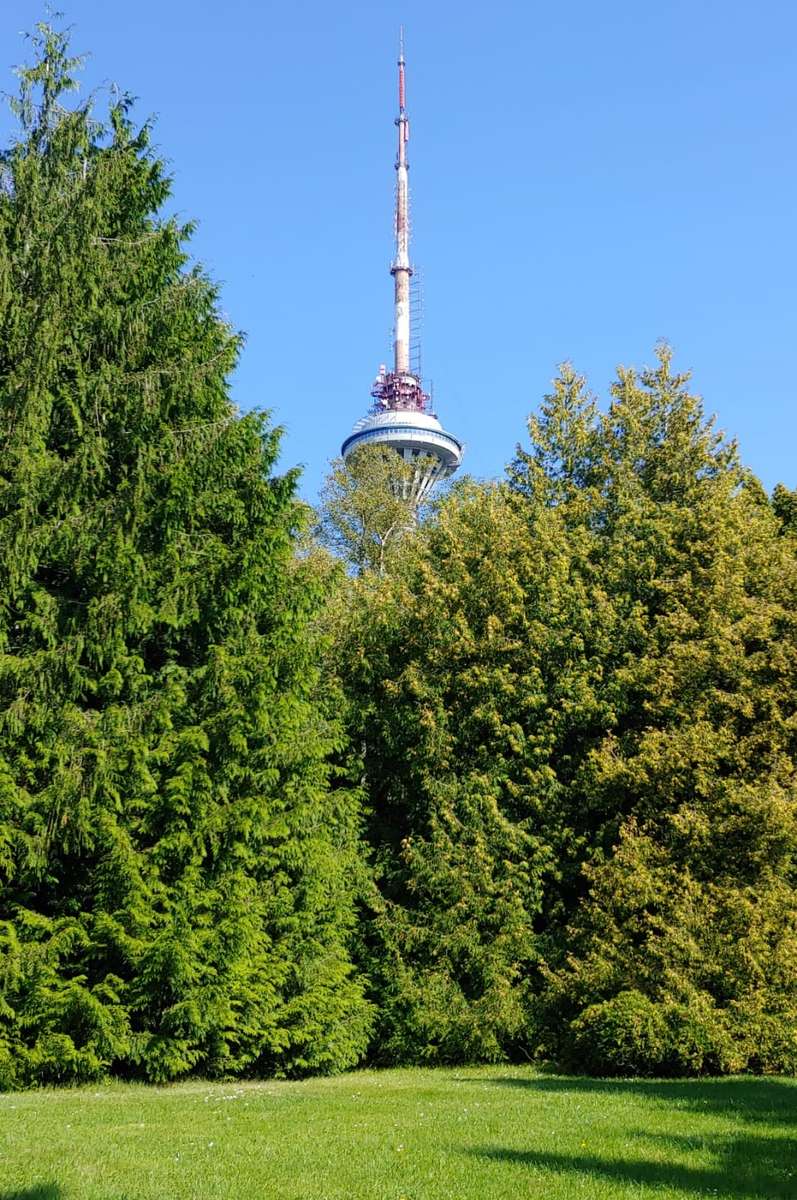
[341,32,464,503]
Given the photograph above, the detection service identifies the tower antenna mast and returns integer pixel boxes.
[341,31,464,505]
[393,25,411,380]
[369,29,428,412]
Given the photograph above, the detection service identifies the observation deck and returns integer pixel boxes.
[342,408,463,471]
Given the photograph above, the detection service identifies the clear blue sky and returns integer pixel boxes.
[1,1,795,499]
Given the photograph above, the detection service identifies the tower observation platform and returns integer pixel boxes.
[341,33,463,504]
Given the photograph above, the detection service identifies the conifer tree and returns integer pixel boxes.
[772,483,797,534]
[334,481,572,1062]
[510,348,797,1074]
[0,24,370,1088]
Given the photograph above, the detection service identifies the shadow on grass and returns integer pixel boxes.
[466,1074,797,1124]
[474,1139,796,1199]
[466,1076,797,1199]
[0,1188,63,1200]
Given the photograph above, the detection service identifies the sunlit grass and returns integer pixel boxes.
[2,1066,796,1199]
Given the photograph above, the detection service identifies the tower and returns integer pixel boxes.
[341,33,463,504]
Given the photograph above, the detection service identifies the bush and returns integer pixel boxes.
[663,1001,740,1076]
[569,991,670,1076]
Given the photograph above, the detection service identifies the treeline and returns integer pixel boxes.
[0,27,795,1088]
[330,367,797,1077]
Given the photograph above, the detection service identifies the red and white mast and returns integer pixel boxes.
[392,27,411,378]
[371,29,430,412]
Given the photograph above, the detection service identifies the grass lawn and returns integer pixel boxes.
[1,1066,796,1199]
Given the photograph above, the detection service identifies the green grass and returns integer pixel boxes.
[1,1067,796,1199]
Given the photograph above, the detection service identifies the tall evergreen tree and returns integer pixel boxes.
[0,24,370,1088]
[510,348,797,1074]
[334,480,573,1062]
[772,483,797,535]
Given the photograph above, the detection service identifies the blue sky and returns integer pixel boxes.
[1,1,795,499]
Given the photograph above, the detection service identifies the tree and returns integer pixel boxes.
[0,24,371,1088]
[510,348,797,1074]
[772,483,797,535]
[317,445,436,575]
[334,479,572,1062]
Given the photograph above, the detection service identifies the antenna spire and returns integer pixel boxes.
[392,28,411,381]
[367,33,430,413]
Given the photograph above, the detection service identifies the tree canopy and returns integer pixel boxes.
[1,24,795,1089]
[330,349,797,1074]
[317,445,438,575]
[0,23,370,1087]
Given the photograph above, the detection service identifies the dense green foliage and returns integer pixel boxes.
[1,24,794,1089]
[334,481,561,1062]
[331,353,797,1075]
[317,446,426,576]
[513,354,797,1075]
[0,26,370,1087]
